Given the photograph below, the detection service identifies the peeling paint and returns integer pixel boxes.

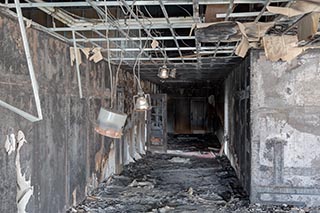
[4,131,16,155]
[16,131,33,213]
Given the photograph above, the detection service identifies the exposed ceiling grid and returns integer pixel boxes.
[0,0,318,84]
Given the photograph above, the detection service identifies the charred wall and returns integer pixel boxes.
[224,56,251,194]
[0,11,154,212]
[250,49,320,206]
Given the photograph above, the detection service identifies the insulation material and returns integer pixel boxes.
[298,12,320,41]
[16,131,33,213]
[80,48,103,63]
[193,21,274,43]
[194,22,239,41]
[242,22,275,38]
[69,47,82,66]
[262,35,303,61]
[89,48,103,63]
[235,22,250,57]
[151,40,159,49]
[235,36,250,58]
[234,22,274,58]
[26,19,32,29]
[5,133,16,155]
[80,48,91,59]
[267,1,320,17]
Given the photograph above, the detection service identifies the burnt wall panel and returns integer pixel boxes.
[224,56,251,194]
[250,49,320,206]
[0,11,154,212]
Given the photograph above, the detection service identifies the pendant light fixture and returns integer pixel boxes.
[133,89,151,111]
[133,43,152,112]
[169,68,176,78]
[158,64,169,79]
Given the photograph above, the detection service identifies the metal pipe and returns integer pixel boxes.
[72,30,83,99]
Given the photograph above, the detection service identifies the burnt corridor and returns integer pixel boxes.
[1,1,320,212]
[72,134,251,212]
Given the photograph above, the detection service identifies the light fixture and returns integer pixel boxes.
[169,68,176,78]
[133,90,152,111]
[132,42,152,112]
[158,65,169,79]
[95,108,127,138]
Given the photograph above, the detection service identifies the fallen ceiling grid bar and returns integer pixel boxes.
[0,0,43,122]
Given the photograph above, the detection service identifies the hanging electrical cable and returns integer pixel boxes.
[94,0,128,139]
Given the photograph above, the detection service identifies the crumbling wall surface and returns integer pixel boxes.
[224,56,251,194]
[250,49,320,206]
[0,11,150,213]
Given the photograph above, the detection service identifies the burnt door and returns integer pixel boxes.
[147,94,167,153]
[190,98,206,133]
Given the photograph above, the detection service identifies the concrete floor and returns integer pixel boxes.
[71,135,320,213]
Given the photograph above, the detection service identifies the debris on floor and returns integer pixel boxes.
[168,157,191,164]
[70,135,320,213]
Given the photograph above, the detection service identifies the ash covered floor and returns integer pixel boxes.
[71,135,320,213]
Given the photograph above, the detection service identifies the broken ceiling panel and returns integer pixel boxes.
[195,22,240,42]
[267,0,320,17]
[262,35,303,61]
[297,12,320,41]
[6,0,320,84]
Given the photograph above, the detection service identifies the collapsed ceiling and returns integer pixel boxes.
[1,0,320,86]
